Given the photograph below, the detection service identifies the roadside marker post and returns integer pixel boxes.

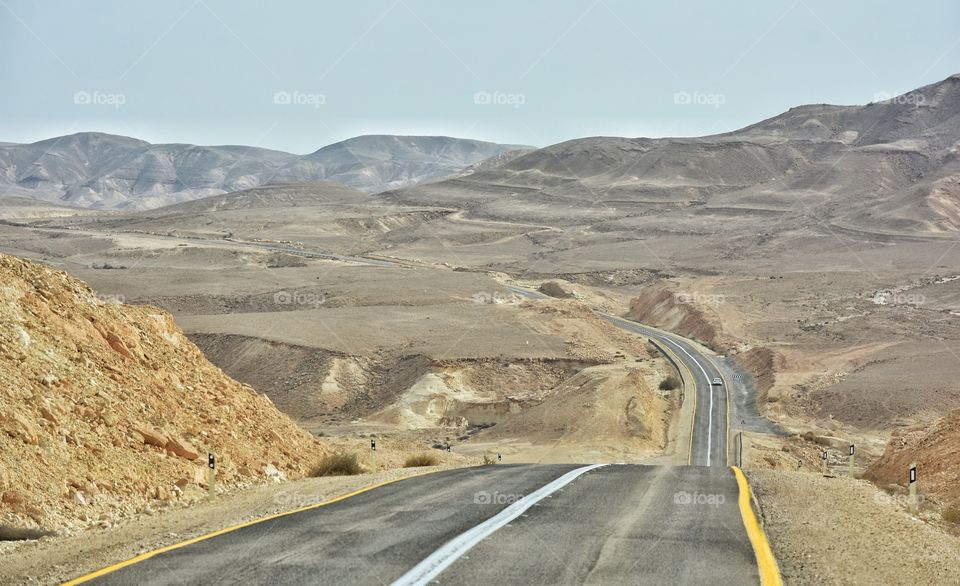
[908,463,918,514]
[207,452,216,500]
[371,438,377,472]
[848,444,855,477]
[821,450,828,476]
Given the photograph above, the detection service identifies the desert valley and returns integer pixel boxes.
[2,72,960,585]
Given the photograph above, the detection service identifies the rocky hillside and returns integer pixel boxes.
[625,286,722,350]
[0,133,528,210]
[0,253,326,535]
[865,408,960,499]
[387,74,960,235]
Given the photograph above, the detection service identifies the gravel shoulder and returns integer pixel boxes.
[1,465,464,586]
[749,470,960,585]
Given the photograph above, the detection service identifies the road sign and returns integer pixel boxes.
[908,463,918,514]
[207,452,216,499]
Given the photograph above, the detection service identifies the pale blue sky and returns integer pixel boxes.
[2,0,958,153]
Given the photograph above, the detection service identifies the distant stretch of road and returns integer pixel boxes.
[503,285,728,468]
[73,465,759,585]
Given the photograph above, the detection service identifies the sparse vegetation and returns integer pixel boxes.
[659,375,681,391]
[404,453,440,467]
[943,505,960,524]
[482,454,497,465]
[310,452,362,477]
[645,341,662,357]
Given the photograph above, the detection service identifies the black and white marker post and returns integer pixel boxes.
[371,437,377,472]
[848,444,855,477]
[821,450,828,476]
[207,452,216,500]
[908,463,918,514]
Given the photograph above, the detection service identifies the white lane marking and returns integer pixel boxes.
[667,341,715,467]
[391,464,606,586]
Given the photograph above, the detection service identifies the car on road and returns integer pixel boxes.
[712,377,723,385]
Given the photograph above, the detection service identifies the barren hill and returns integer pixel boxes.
[865,408,960,499]
[0,253,326,534]
[0,133,527,211]
[387,74,960,236]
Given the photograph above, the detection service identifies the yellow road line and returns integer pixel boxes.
[731,466,783,586]
[62,469,445,585]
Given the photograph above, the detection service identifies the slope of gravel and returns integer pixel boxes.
[749,470,960,585]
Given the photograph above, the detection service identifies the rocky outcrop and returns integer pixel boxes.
[538,281,576,299]
[736,347,786,403]
[626,286,721,349]
[864,408,960,499]
[0,253,327,533]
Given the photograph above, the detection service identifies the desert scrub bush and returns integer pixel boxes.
[943,504,960,524]
[482,454,497,465]
[404,453,439,467]
[310,452,362,477]
[659,375,681,391]
[645,341,662,357]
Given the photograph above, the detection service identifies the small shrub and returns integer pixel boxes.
[659,375,681,391]
[482,454,497,465]
[404,453,439,468]
[943,505,960,524]
[310,452,362,477]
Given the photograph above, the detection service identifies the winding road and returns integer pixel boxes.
[60,238,779,585]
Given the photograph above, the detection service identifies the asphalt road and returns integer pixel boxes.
[598,313,729,468]
[66,249,763,585]
[82,465,756,586]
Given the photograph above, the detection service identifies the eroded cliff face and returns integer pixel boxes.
[865,408,960,500]
[626,286,721,350]
[0,253,326,533]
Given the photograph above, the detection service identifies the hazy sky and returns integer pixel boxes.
[2,0,958,153]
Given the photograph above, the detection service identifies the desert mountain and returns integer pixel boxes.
[0,133,528,211]
[388,74,960,235]
[0,253,326,533]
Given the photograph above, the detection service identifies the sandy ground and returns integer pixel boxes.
[0,465,468,586]
[749,470,960,586]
